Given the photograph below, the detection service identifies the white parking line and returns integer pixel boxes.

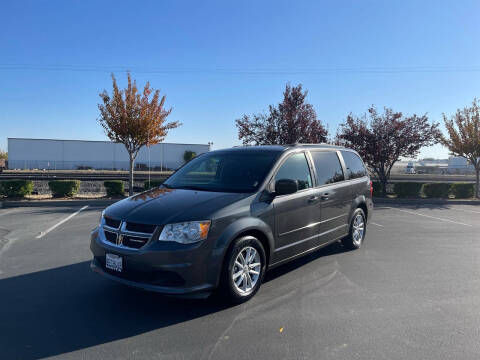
[383,207,472,227]
[35,205,89,239]
[370,222,383,227]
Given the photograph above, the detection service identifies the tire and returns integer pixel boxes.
[220,236,266,304]
[342,208,366,250]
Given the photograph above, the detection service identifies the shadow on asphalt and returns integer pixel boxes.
[0,241,349,359]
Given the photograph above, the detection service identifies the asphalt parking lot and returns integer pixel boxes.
[1,203,480,360]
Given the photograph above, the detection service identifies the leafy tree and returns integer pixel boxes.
[440,99,480,198]
[183,150,197,163]
[336,106,440,196]
[0,151,7,160]
[236,84,328,145]
[98,73,180,195]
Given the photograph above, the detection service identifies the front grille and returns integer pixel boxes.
[104,230,117,244]
[102,220,155,250]
[125,221,156,234]
[122,235,149,249]
[104,217,121,229]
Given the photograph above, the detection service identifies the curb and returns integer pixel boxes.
[373,198,480,205]
[0,199,120,208]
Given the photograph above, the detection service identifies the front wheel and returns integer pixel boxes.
[342,208,366,250]
[220,236,266,303]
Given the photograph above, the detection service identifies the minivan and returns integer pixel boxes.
[90,144,373,302]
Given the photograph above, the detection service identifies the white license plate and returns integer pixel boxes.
[106,253,122,272]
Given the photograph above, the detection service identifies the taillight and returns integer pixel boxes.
[369,180,373,197]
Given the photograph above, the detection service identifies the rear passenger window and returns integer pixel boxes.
[274,153,312,190]
[341,151,367,179]
[310,151,345,185]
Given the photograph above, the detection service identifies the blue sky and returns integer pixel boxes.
[1,0,479,159]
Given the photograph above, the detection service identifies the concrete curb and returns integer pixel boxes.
[373,197,480,205]
[0,199,121,208]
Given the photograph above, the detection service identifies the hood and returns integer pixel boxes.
[104,187,248,225]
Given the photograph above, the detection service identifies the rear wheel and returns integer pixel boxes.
[220,236,266,303]
[342,208,366,249]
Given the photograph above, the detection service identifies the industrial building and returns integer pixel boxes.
[8,138,210,170]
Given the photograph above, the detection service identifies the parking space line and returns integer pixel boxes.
[370,222,383,227]
[383,207,472,227]
[35,205,89,239]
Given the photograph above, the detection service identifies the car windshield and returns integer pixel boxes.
[163,150,280,193]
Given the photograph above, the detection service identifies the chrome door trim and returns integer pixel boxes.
[274,223,348,252]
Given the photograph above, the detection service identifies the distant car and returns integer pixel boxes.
[90,144,373,302]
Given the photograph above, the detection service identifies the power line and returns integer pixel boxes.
[1,64,480,75]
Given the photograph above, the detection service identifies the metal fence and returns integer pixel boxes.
[7,160,179,171]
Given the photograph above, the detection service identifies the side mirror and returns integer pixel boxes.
[275,179,298,196]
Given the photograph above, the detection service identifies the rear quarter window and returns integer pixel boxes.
[310,151,345,185]
[341,151,368,179]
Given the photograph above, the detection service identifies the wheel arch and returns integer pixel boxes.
[213,217,274,287]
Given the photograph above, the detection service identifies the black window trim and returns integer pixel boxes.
[267,150,315,198]
[307,149,347,189]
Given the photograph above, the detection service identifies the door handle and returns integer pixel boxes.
[308,195,320,203]
[320,193,329,201]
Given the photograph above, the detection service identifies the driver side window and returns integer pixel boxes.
[274,152,313,191]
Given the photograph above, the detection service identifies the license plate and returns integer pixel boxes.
[106,253,122,272]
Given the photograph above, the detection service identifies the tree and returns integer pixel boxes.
[235,84,328,145]
[0,151,7,160]
[183,150,197,163]
[440,99,480,198]
[98,73,180,195]
[336,106,440,196]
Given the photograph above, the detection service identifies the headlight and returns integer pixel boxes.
[99,210,105,225]
[159,221,211,244]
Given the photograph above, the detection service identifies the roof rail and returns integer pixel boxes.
[289,142,340,147]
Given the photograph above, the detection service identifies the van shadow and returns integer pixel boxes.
[0,241,348,359]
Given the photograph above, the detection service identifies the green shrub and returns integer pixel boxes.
[372,181,383,197]
[451,183,475,199]
[104,180,125,197]
[48,180,80,198]
[0,179,33,198]
[394,182,423,198]
[144,180,164,190]
[422,183,451,198]
[183,150,197,163]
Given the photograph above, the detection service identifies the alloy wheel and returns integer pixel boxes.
[231,246,261,295]
[352,214,365,245]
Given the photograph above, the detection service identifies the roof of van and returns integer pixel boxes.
[214,144,347,152]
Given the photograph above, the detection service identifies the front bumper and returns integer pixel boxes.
[90,227,222,298]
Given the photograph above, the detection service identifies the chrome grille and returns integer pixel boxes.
[104,230,117,244]
[102,220,157,250]
[125,221,157,234]
[104,217,121,229]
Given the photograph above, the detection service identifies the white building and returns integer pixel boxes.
[447,156,475,174]
[8,138,210,170]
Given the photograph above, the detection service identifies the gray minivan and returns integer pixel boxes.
[90,144,373,302]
